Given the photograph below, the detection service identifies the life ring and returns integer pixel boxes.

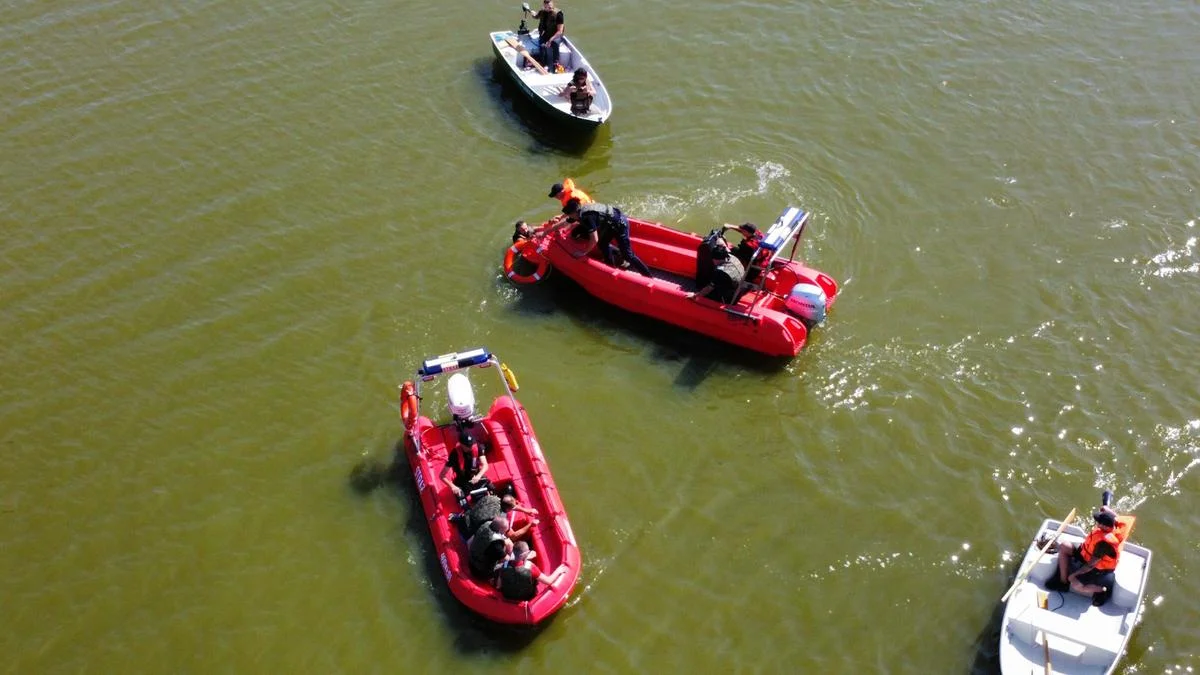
[504,239,551,284]
[399,381,419,429]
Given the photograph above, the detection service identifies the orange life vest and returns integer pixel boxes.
[556,178,593,208]
[1079,515,1133,571]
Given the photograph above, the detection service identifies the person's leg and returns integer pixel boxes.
[1072,568,1114,600]
[596,228,618,266]
[548,36,562,69]
[616,218,652,276]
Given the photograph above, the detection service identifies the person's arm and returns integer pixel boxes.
[1069,541,1115,580]
[508,517,539,540]
[686,283,715,300]
[550,12,564,41]
[439,462,462,496]
[515,503,538,516]
[538,565,568,587]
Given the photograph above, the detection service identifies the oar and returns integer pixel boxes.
[504,36,549,76]
[1001,508,1077,603]
[1038,590,1052,674]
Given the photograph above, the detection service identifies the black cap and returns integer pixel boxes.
[1093,511,1116,528]
[562,197,581,215]
[549,183,564,198]
[738,222,758,235]
[459,430,475,445]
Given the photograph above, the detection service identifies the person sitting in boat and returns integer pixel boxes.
[562,68,594,115]
[687,239,745,304]
[494,541,568,601]
[729,223,763,268]
[559,198,653,277]
[467,515,513,577]
[439,430,489,501]
[548,178,592,209]
[534,0,565,72]
[1045,506,1129,606]
[501,494,539,541]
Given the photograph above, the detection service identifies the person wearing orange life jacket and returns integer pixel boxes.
[1046,505,1129,606]
[548,178,592,209]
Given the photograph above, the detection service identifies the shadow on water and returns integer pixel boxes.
[473,58,612,159]
[348,448,547,655]
[501,275,795,388]
[967,559,1023,675]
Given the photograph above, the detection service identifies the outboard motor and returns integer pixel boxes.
[785,282,827,323]
[447,373,476,421]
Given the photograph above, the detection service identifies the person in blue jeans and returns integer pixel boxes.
[561,198,652,277]
[534,0,565,72]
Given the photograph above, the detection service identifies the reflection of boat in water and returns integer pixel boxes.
[999,516,1151,675]
[488,22,611,129]
[506,207,838,357]
[398,348,580,625]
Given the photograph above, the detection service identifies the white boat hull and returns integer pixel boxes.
[999,518,1151,675]
[488,30,611,127]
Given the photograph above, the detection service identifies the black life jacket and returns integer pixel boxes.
[448,444,480,480]
[709,256,745,304]
[696,229,725,288]
[463,494,502,536]
[498,561,538,601]
[468,524,507,577]
[537,9,563,41]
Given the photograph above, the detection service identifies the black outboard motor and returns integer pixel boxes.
[518,3,531,35]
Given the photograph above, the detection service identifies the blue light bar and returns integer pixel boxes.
[418,348,492,376]
[759,207,808,252]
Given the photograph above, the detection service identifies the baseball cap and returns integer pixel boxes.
[548,183,564,198]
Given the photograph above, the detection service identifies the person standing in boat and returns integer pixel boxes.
[533,0,565,73]
[562,68,594,115]
[686,239,745,304]
[560,198,653,277]
[494,541,567,601]
[548,177,592,209]
[439,430,489,500]
[1046,505,1129,606]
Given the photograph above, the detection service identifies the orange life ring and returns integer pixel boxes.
[504,239,551,284]
[399,381,419,429]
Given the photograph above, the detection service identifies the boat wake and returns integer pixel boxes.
[619,158,802,224]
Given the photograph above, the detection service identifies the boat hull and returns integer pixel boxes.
[403,395,580,625]
[998,518,1151,675]
[530,217,837,357]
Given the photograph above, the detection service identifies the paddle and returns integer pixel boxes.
[1000,508,1077,603]
[504,36,549,75]
[1038,590,1052,674]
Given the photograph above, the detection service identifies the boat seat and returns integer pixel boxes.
[1111,557,1144,609]
[1007,603,1120,666]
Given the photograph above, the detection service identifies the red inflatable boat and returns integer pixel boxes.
[399,348,580,625]
[504,206,838,357]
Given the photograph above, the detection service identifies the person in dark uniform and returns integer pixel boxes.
[561,198,653,277]
[686,239,744,304]
[533,0,565,71]
[438,430,489,500]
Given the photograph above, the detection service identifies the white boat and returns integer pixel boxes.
[488,23,611,128]
[999,517,1152,675]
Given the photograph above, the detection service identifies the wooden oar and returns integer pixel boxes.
[504,36,549,75]
[1038,590,1052,674]
[1001,508,1077,603]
